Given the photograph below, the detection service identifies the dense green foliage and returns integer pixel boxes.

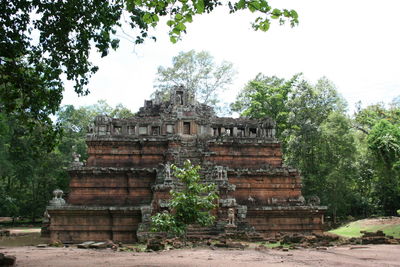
[355,103,400,216]
[154,50,236,109]
[151,160,218,237]
[231,74,299,138]
[234,74,400,220]
[0,101,133,221]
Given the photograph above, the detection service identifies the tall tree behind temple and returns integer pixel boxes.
[233,75,361,221]
[231,73,300,138]
[0,114,67,222]
[354,102,400,216]
[282,78,357,222]
[56,100,135,162]
[153,50,236,110]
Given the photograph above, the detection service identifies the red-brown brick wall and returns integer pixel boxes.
[207,143,282,168]
[68,171,155,206]
[86,141,168,168]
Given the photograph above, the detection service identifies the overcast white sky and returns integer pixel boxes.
[62,0,400,114]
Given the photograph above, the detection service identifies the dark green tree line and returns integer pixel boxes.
[0,101,133,221]
[233,73,400,219]
[354,102,400,216]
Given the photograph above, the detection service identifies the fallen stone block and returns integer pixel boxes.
[77,241,96,249]
[386,239,399,245]
[349,246,369,249]
[361,230,385,237]
[255,244,268,251]
[146,238,165,251]
[0,253,16,266]
[0,230,10,237]
[89,242,107,249]
[282,234,304,244]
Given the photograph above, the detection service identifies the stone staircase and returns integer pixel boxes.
[168,138,205,167]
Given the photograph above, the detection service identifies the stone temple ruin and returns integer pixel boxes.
[46,86,326,243]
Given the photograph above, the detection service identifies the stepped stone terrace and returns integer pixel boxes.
[46,86,326,243]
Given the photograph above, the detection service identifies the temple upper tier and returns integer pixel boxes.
[87,86,276,140]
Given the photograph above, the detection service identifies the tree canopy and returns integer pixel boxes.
[231,73,299,137]
[233,74,400,219]
[154,50,236,109]
[0,100,133,220]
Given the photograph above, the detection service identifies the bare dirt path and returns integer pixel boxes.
[2,245,400,267]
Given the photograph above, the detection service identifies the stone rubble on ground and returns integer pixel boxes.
[0,230,10,237]
[0,253,16,266]
[77,241,96,249]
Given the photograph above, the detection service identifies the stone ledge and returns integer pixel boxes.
[249,205,328,211]
[47,205,143,211]
[68,167,158,173]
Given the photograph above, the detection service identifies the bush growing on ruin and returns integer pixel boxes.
[151,160,218,237]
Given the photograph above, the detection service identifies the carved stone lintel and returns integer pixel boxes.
[220,198,236,208]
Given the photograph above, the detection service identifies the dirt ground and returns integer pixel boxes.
[1,219,400,267]
[358,217,400,226]
[1,245,399,267]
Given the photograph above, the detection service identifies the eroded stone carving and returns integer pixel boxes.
[220,198,236,207]
[49,189,66,206]
[215,166,227,180]
[164,163,172,183]
[247,195,256,205]
[71,150,83,167]
[298,196,306,205]
[308,196,321,206]
[237,205,247,220]
[141,206,152,223]
[227,208,236,227]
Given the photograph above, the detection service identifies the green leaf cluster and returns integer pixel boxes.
[0,101,133,221]
[151,160,218,236]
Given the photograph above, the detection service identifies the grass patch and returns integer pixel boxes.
[329,221,400,238]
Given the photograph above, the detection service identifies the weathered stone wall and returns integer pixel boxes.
[48,206,141,243]
[207,142,282,168]
[46,86,326,243]
[86,140,168,168]
[68,168,156,206]
[245,207,324,236]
